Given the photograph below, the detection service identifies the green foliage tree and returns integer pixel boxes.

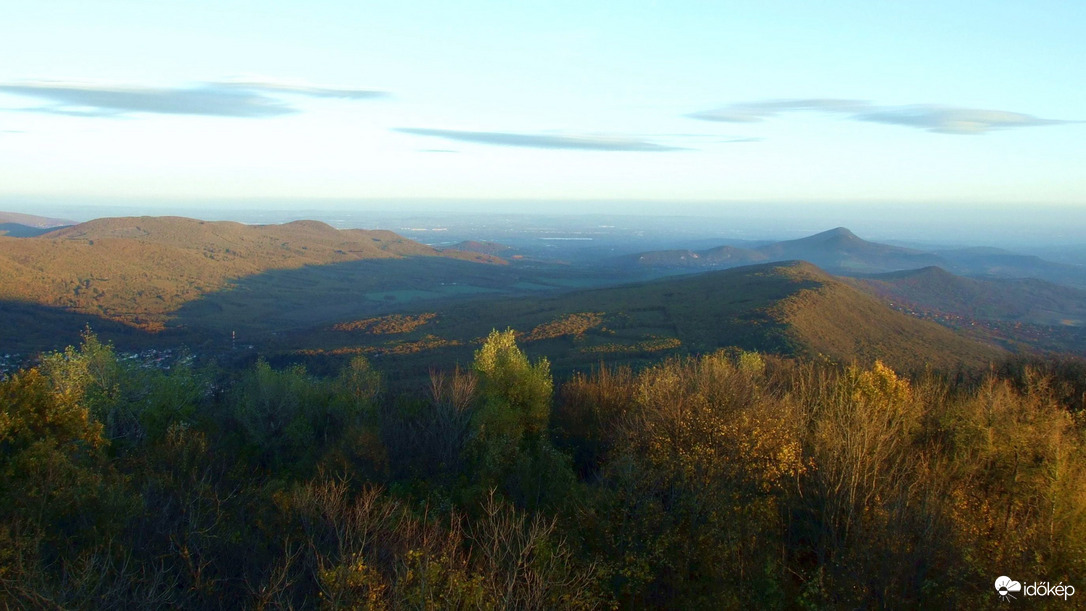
[39,328,123,434]
[470,329,574,511]
[335,355,383,413]
[229,357,383,478]
[35,329,207,453]
[232,360,323,476]
[132,363,205,446]
[473,329,552,440]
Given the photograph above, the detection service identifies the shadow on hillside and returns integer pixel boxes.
[0,223,61,238]
[0,299,160,356]
[169,256,617,342]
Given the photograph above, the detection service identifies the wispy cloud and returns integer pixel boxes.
[0,79,387,118]
[214,78,387,100]
[689,98,1074,135]
[688,99,868,123]
[396,127,685,151]
[853,105,1071,134]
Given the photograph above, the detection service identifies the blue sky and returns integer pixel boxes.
[1,1,1083,212]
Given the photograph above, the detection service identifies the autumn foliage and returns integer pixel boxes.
[1,331,1084,607]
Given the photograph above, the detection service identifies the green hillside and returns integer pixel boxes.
[287,260,1004,377]
[769,263,1003,368]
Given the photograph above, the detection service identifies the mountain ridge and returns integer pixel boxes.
[0,211,75,228]
[626,226,946,274]
[623,227,1086,288]
[853,266,1086,327]
[0,216,503,331]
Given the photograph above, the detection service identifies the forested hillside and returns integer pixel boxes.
[2,331,1082,608]
[285,261,1004,381]
[0,217,500,331]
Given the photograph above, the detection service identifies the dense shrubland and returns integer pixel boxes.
[1,330,1083,608]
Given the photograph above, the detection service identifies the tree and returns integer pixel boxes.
[470,330,572,511]
[39,328,122,432]
[473,329,552,440]
[0,367,136,604]
[229,360,334,476]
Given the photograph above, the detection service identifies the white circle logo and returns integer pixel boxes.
[995,576,1022,601]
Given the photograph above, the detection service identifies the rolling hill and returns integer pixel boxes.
[287,260,1004,377]
[935,247,1086,289]
[0,216,503,332]
[855,266,1086,326]
[0,216,1025,371]
[626,227,945,274]
[444,240,518,257]
[850,266,1086,354]
[756,227,945,272]
[624,227,1086,290]
[0,211,75,237]
[0,211,75,228]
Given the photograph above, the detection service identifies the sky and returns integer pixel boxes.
[1,1,1083,217]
